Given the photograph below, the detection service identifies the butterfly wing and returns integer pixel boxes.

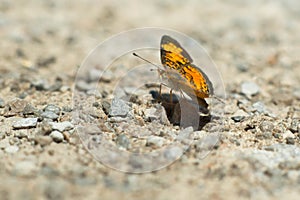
[160,35,213,98]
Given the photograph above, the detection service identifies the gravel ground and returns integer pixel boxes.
[0,0,300,199]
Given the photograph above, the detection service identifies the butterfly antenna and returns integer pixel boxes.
[132,53,163,71]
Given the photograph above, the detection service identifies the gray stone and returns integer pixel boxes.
[44,104,60,115]
[0,98,5,108]
[76,80,95,91]
[231,109,249,122]
[290,118,300,133]
[164,146,183,160]
[31,79,49,90]
[195,134,219,151]
[259,121,274,132]
[116,134,130,149]
[12,118,38,129]
[41,111,59,120]
[5,145,19,153]
[146,136,165,148]
[144,105,170,125]
[252,101,266,113]
[88,68,102,82]
[241,81,260,96]
[109,98,130,117]
[34,135,52,146]
[50,131,64,142]
[49,121,74,132]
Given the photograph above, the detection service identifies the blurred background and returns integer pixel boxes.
[0,0,299,199]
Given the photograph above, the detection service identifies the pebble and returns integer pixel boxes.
[22,104,40,117]
[109,98,130,118]
[252,101,266,114]
[5,145,19,153]
[116,134,130,149]
[5,99,28,115]
[195,134,219,151]
[0,98,5,108]
[49,121,74,132]
[236,63,249,72]
[30,79,49,91]
[144,105,170,125]
[146,136,165,148]
[290,118,300,133]
[231,109,249,122]
[76,80,95,91]
[50,131,64,142]
[88,68,102,82]
[259,121,274,132]
[44,104,60,115]
[164,146,183,160]
[283,130,295,139]
[176,127,194,144]
[41,111,59,120]
[286,137,295,145]
[34,135,53,146]
[12,118,38,129]
[241,81,260,96]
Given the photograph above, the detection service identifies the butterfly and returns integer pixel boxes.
[159,35,213,102]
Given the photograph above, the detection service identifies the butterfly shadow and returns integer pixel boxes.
[150,90,211,131]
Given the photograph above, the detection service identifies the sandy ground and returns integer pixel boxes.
[0,0,300,199]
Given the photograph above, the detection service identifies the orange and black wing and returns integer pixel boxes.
[160,35,193,70]
[160,35,213,98]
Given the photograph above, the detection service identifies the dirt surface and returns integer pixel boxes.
[1,0,300,199]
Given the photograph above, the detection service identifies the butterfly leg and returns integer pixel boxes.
[169,89,173,103]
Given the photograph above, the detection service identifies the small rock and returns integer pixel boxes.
[31,79,49,91]
[236,63,249,72]
[116,134,130,149]
[5,145,19,153]
[146,136,165,148]
[252,101,266,114]
[12,118,38,129]
[290,118,300,133]
[283,130,295,139]
[44,104,60,115]
[231,109,249,122]
[109,98,130,117]
[164,146,183,160]
[101,100,111,115]
[9,99,28,112]
[50,131,64,142]
[259,121,274,132]
[176,127,194,144]
[0,98,5,108]
[144,107,158,121]
[76,80,95,91]
[14,129,29,138]
[144,105,169,125]
[100,70,114,82]
[23,104,40,117]
[35,135,53,146]
[41,111,59,120]
[49,121,74,132]
[195,134,219,151]
[293,88,300,100]
[286,137,295,145]
[241,81,260,96]
[88,68,102,82]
